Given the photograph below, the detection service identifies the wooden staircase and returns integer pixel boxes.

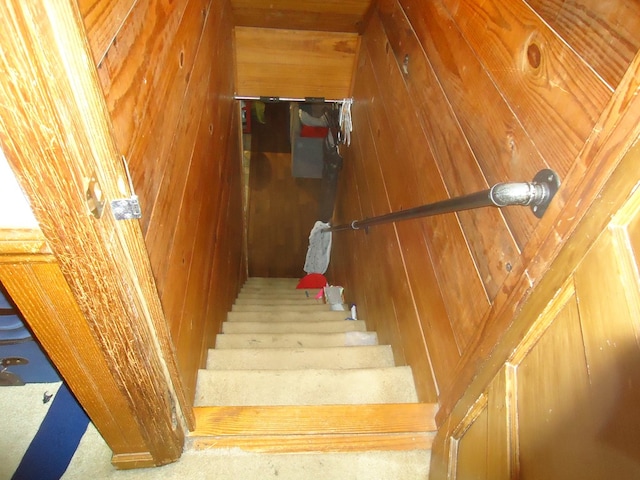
[189,277,437,476]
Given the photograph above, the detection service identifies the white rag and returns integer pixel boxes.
[304,221,332,274]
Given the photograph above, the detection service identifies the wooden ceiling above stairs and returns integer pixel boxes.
[230,0,375,32]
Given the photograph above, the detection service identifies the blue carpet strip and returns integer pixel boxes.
[12,384,90,480]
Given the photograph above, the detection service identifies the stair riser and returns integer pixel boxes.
[234,298,324,306]
[221,320,366,334]
[237,291,322,299]
[231,304,335,312]
[227,311,351,322]
[215,332,378,349]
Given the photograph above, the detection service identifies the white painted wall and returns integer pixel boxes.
[0,148,38,228]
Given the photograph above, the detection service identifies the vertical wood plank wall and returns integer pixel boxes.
[79,0,246,402]
[329,0,640,405]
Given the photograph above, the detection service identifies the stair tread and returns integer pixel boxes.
[215,332,378,349]
[194,367,419,406]
[221,320,366,334]
[206,345,395,370]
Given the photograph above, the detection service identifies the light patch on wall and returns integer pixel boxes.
[0,148,38,228]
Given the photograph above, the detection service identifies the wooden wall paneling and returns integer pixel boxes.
[199,110,243,360]
[359,12,491,353]
[454,399,489,480]
[572,229,640,473]
[181,0,239,394]
[234,27,359,99]
[515,292,591,478]
[230,0,373,32]
[143,13,216,295]
[97,0,208,234]
[95,0,194,158]
[441,0,612,173]
[352,23,447,399]
[170,92,224,399]
[78,0,136,64]
[435,47,640,425]
[377,2,520,299]
[349,104,406,362]
[486,366,514,480]
[449,367,513,479]
[398,0,550,250]
[524,0,640,90]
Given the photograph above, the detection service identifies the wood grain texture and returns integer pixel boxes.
[437,192,640,477]
[0,261,150,460]
[397,0,550,250]
[231,0,374,32]
[376,1,520,298]
[235,27,359,99]
[190,403,436,453]
[192,403,437,435]
[91,0,245,403]
[191,432,434,453]
[440,0,612,173]
[77,0,135,64]
[0,0,187,463]
[437,51,640,425]
[525,0,640,89]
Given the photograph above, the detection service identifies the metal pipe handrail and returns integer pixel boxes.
[325,169,560,233]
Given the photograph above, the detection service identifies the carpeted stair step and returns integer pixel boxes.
[205,345,395,370]
[221,320,366,334]
[242,278,300,288]
[194,366,419,406]
[237,290,322,300]
[227,310,350,322]
[231,304,337,312]
[234,297,323,306]
[215,332,378,349]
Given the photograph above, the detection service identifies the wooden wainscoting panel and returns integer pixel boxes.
[235,27,359,99]
[525,0,640,89]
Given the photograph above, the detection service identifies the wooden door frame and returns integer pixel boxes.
[0,1,189,468]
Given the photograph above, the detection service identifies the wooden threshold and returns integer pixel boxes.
[190,403,437,453]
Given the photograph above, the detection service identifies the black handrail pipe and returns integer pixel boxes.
[325,169,560,233]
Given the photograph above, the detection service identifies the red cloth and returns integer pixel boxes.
[296,273,327,289]
[300,125,329,138]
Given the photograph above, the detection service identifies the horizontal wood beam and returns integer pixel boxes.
[190,403,437,452]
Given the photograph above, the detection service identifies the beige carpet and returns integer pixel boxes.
[2,383,430,479]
